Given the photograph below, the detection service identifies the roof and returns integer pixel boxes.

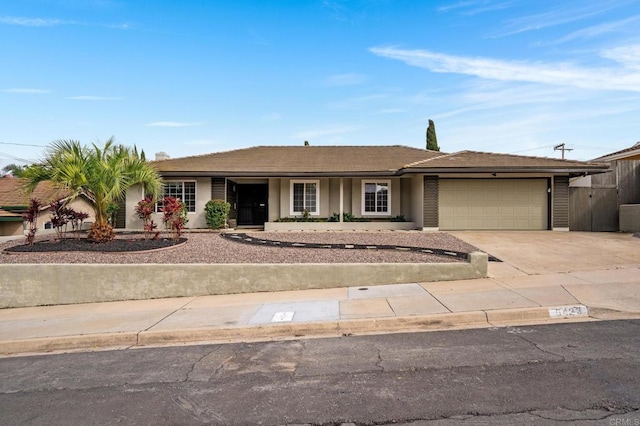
[152,145,444,177]
[402,150,610,174]
[152,145,610,177]
[0,178,74,209]
[593,142,640,161]
[0,208,23,222]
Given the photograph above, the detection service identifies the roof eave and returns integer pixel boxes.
[399,166,611,175]
[159,170,401,178]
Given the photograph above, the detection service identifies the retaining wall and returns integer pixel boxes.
[0,252,487,308]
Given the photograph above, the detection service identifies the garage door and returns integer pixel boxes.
[439,179,549,230]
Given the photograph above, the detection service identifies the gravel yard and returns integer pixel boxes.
[0,231,483,264]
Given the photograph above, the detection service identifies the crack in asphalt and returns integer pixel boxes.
[185,348,218,382]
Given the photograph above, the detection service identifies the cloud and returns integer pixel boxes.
[438,1,516,16]
[0,16,70,26]
[369,46,640,92]
[495,0,635,37]
[601,44,640,70]
[2,88,50,94]
[325,73,367,86]
[553,14,640,44]
[146,121,203,127]
[0,15,131,29]
[67,95,122,100]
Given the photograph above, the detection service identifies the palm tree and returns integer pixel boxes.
[24,138,162,242]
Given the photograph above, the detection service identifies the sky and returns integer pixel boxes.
[1,0,640,170]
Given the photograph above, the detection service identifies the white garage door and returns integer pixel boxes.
[439,179,549,230]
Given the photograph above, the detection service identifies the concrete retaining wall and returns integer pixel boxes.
[0,252,487,308]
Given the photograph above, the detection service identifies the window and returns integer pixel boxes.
[362,180,390,215]
[290,180,319,215]
[157,181,196,213]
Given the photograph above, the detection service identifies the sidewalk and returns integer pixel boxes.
[1,231,640,356]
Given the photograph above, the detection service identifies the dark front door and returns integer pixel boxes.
[237,184,268,226]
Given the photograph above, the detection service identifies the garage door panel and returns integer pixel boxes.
[439,179,548,230]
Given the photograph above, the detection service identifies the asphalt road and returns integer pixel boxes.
[1,320,639,425]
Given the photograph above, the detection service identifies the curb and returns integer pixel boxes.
[0,305,614,356]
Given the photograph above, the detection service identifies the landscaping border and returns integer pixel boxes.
[0,252,488,308]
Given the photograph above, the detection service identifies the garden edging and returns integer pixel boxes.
[0,252,487,308]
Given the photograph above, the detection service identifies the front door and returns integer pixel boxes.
[237,184,268,226]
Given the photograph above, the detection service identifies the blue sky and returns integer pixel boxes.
[1,0,639,169]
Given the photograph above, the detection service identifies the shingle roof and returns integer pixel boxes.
[151,145,610,177]
[0,178,73,208]
[403,150,609,172]
[593,142,640,161]
[152,145,444,176]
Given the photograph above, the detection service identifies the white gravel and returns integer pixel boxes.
[0,230,483,264]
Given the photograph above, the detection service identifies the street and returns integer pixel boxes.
[1,320,639,425]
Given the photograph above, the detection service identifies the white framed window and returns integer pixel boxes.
[157,181,197,213]
[290,180,319,215]
[362,180,390,215]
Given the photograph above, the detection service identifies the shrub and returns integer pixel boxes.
[391,215,406,222]
[135,196,159,240]
[49,199,91,239]
[161,196,188,242]
[328,212,370,222]
[204,199,231,230]
[22,198,42,246]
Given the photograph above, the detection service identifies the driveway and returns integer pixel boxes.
[451,231,640,275]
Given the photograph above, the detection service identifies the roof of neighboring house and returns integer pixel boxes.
[403,151,610,174]
[593,142,640,161]
[0,208,23,222]
[152,145,444,176]
[0,178,74,209]
[152,145,609,177]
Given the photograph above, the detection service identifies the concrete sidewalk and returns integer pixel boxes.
[1,231,640,356]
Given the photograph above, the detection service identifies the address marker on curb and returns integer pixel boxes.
[272,312,295,322]
[548,305,588,318]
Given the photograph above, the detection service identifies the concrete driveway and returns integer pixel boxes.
[451,231,640,276]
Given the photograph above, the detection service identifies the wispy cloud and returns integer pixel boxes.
[601,44,640,70]
[496,0,636,37]
[327,93,388,109]
[67,95,122,100]
[325,73,367,86]
[438,1,516,16]
[146,121,203,127]
[2,88,50,94]
[553,14,640,44]
[0,15,131,29]
[369,46,640,92]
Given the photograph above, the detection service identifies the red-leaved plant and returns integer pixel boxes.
[22,198,42,246]
[160,196,188,243]
[134,196,159,240]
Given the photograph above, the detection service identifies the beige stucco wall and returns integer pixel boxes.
[411,174,425,229]
[0,252,488,308]
[268,178,281,221]
[126,178,210,229]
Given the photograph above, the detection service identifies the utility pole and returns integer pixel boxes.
[554,143,573,159]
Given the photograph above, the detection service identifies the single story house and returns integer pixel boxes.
[124,145,609,231]
[0,178,95,237]
[570,142,640,231]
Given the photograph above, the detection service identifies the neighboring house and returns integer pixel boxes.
[124,145,609,232]
[0,178,95,237]
[570,142,640,231]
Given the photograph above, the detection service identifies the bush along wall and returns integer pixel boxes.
[205,199,231,229]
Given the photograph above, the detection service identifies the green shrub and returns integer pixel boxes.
[205,199,231,229]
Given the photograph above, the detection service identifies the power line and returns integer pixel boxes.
[0,141,48,148]
[0,151,35,164]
